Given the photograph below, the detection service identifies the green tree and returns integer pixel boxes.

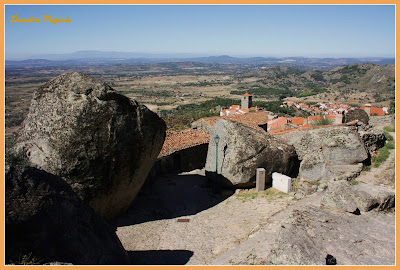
[389,100,395,114]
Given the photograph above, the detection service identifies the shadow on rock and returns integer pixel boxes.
[6,166,129,265]
[112,172,232,227]
[128,250,194,265]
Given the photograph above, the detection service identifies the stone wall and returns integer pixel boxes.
[369,115,395,126]
[152,143,209,176]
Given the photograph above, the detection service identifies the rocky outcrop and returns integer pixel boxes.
[344,109,369,125]
[205,119,299,188]
[266,205,395,265]
[321,181,378,213]
[16,72,166,219]
[355,182,395,211]
[321,180,395,213]
[6,166,130,265]
[369,115,395,126]
[298,151,326,182]
[357,125,386,153]
[276,126,368,183]
[191,118,216,134]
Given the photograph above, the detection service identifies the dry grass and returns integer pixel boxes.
[235,188,289,203]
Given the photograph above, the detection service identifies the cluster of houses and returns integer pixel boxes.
[282,100,387,117]
[265,114,341,133]
[219,93,387,133]
[220,92,261,116]
[150,92,388,176]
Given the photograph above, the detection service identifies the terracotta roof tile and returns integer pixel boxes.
[162,112,271,158]
[270,121,357,136]
[370,107,385,116]
[192,111,270,133]
[243,92,252,97]
[360,106,385,116]
[158,129,210,158]
[268,125,296,135]
[308,116,322,121]
[268,117,288,130]
[288,117,306,126]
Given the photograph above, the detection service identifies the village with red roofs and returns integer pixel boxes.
[158,92,388,162]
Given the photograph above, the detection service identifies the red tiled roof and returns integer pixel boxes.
[268,125,296,135]
[222,111,269,131]
[158,129,210,158]
[370,107,385,116]
[271,121,358,136]
[308,116,322,121]
[199,116,220,127]
[165,112,271,157]
[360,106,385,116]
[324,115,336,120]
[288,117,306,126]
[192,111,269,132]
[243,92,252,97]
[268,117,288,130]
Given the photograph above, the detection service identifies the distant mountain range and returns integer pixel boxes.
[7,51,210,61]
[5,50,395,69]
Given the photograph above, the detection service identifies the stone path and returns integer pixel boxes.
[113,169,295,265]
[113,125,395,265]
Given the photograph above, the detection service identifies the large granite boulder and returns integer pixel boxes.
[6,166,130,265]
[205,119,299,188]
[344,109,369,125]
[276,126,368,183]
[16,72,166,219]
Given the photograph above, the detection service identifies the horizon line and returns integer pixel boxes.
[5,51,396,61]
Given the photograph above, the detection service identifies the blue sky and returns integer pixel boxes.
[5,5,396,59]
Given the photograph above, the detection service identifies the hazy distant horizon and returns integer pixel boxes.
[5,5,395,60]
[5,50,396,61]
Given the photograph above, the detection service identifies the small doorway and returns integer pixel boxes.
[173,153,181,172]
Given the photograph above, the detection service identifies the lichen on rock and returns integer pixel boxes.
[16,72,166,219]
